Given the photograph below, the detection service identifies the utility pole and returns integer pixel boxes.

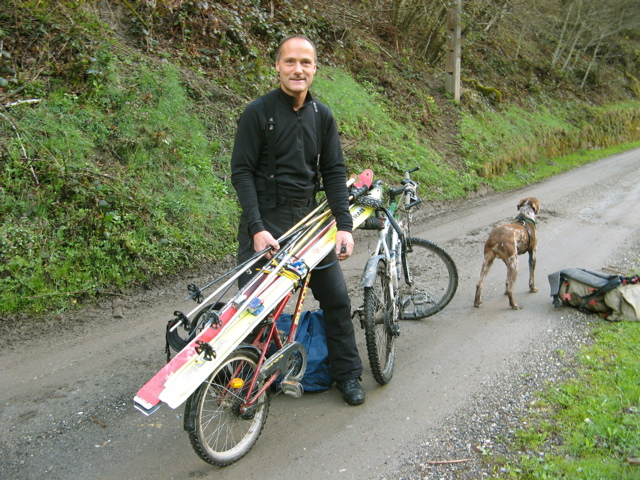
[445,0,461,101]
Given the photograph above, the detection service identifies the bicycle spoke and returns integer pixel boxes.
[186,349,269,466]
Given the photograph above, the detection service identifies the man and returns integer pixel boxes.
[231,34,365,405]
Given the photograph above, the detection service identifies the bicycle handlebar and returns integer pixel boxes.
[388,185,407,197]
[387,166,420,203]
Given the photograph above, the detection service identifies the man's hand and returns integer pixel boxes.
[335,230,354,261]
[253,230,280,259]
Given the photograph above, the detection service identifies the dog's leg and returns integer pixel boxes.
[505,255,522,309]
[528,248,538,293]
[474,254,495,308]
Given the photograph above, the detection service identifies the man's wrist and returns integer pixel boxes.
[249,223,266,237]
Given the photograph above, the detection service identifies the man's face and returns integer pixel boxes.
[276,38,316,98]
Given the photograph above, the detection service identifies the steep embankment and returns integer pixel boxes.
[1,0,639,320]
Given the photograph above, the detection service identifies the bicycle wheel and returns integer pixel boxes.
[186,347,270,466]
[400,237,458,319]
[363,258,398,385]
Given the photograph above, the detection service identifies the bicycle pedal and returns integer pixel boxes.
[280,380,304,398]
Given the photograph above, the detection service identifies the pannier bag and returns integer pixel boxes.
[548,268,640,321]
[276,310,333,392]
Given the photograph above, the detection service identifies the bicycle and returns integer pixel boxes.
[135,170,378,466]
[133,168,456,466]
[355,167,458,385]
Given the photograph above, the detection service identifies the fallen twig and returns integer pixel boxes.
[425,458,471,465]
[4,98,42,107]
[0,111,39,185]
[91,416,107,428]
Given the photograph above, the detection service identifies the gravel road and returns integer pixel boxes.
[1,149,639,480]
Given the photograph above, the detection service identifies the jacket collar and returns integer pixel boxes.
[278,87,314,110]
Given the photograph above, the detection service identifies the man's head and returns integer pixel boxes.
[275,35,317,100]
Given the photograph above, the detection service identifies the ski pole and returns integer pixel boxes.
[185,175,360,304]
[216,215,337,331]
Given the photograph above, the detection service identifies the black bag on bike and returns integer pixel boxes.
[276,310,333,392]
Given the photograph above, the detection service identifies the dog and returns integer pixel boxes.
[474,197,540,310]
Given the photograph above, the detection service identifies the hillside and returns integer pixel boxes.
[1,0,640,318]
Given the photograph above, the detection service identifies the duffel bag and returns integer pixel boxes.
[548,268,640,320]
[275,309,333,392]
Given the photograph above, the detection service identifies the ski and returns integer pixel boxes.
[134,171,377,415]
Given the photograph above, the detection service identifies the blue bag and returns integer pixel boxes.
[276,310,333,392]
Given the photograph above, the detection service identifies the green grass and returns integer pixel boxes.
[494,321,640,479]
[460,101,640,184]
[314,67,474,200]
[487,140,640,192]
[0,59,239,316]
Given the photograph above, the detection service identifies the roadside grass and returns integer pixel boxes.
[314,67,475,200]
[493,319,640,479]
[460,102,640,189]
[0,59,239,316]
[487,139,640,192]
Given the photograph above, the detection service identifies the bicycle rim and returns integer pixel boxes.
[363,259,397,385]
[187,348,269,466]
[401,237,458,319]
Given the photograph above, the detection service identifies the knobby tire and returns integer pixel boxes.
[363,259,397,385]
[401,237,458,319]
[186,347,269,466]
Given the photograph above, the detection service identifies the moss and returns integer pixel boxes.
[624,72,640,96]
[463,78,503,104]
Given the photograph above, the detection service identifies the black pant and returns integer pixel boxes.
[237,198,363,381]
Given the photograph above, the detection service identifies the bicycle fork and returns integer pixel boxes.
[358,224,401,336]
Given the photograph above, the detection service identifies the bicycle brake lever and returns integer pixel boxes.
[407,198,422,210]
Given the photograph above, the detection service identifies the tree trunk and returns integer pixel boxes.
[581,34,603,89]
[552,2,574,68]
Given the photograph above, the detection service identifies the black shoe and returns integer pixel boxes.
[336,378,365,405]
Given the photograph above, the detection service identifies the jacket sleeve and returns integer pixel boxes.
[231,100,266,236]
[318,106,353,233]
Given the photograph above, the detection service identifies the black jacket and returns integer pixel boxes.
[231,88,352,237]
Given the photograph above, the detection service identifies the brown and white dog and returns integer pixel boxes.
[474,197,540,310]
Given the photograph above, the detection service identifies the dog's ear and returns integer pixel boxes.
[517,198,527,210]
[528,198,540,214]
[533,200,540,214]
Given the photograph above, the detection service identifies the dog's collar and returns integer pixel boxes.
[515,214,535,251]
[515,214,536,226]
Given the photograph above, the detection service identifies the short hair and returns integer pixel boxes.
[276,34,317,63]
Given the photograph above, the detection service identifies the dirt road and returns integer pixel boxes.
[2,150,639,480]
